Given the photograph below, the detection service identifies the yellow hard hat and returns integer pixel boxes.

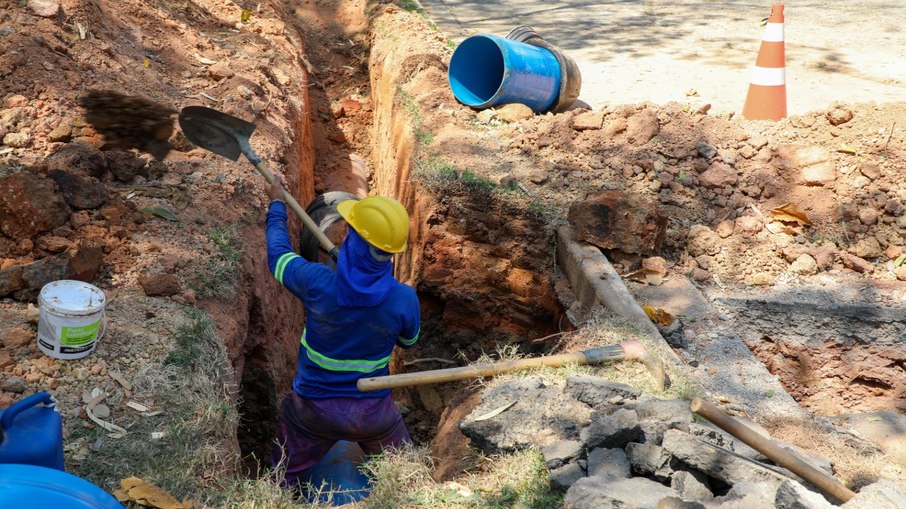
[337,196,409,253]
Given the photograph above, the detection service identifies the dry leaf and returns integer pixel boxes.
[473,401,516,421]
[109,371,133,391]
[894,255,905,268]
[837,144,858,155]
[625,268,664,286]
[143,58,151,68]
[193,53,217,65]
[765,221,798,235]
[770,203,811,226]
[642,305,675,326]
[127,401,149,412]
[120,477,188,509]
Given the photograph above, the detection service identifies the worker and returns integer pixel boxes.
[264,176,420,489]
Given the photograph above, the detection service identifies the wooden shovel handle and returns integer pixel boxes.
[253,161,339,261]
[690,397,855,503]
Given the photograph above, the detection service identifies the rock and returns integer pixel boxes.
[735,215,763,236]
[859,162,882,180]
[0,351,11,370]
[694,255,710,270]
[671,470,713,501]
[565,374,641,409]
[642,256,668,275]
[826,104,854,126]
[586,448,631,480]
[0,266,25,296]
[542,440,583,470]
[626,109,659,145]
[840,252,875,273]
[789,254,818,275]
[629,398,693,444]
[496,103,534,122]
[549,462,586,491]
[625,442,675,481]
[1,327,32,348]
[0,171,70,240]
[884,245,904,260]
[568,190,667,255]
[27,0,59,17]
[885,199,903,216]
[0,393,14,407]
[851,237,882,258]
[715,481,780,509]
[0,376,28,394]
[661,429,793,485]
[475,109,496,123]
[812,243,837,270]
[564,476,678,509]
[657,497,707,509]
[139,273,181,297]
[696,140,718,159]
[581,408,641,449]
[691,268,710,282]
[603,117,627,138]
[18,239,103,297]
[106,150,148,182]
[800,162,835,185]
[47,118,73,142]
[3,132,31,148]
[699,162,737,188]
[840,479,906,509]
[687,225,721,257]
[897,266,906,281]
[572,110,604,131]
[208,63,235,80]
[529,171,549,185]
[858,207,879,226]
[46,143,108,180]
[330,98,363,119]
[36,235,72,253]
[716,219,734,238]
[26,303,40,323]
[738,145,756,159]
[47,170,109,210]
[460,377,593,453]
[774,479,833,509]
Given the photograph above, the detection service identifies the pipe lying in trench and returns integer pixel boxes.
[357,340,667,392]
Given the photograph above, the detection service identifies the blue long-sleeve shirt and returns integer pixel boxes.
[265,201,420,398]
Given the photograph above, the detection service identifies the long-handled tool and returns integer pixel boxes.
[690,397,855,504]
[357,340,667,392]
[178,106,339,261]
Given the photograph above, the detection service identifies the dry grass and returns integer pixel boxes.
[761,416,906,492]
[363,444,561,508]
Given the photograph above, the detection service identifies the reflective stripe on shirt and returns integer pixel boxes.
[300,329,392,373]
[398,329,419,346]
[274,252,300,285]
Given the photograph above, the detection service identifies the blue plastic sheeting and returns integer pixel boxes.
[449,34,561,112]
[0,464,124,508]
[304,440,371,506]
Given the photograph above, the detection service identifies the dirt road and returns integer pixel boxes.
[420,0,906,115]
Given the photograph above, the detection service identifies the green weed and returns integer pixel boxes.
[193,224,244,298]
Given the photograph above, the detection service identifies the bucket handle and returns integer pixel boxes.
[97,310,107,342]
[0,391,55,432]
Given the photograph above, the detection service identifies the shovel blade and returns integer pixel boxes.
[178,106,257,161]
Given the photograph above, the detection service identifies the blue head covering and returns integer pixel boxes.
[336,228,396,307]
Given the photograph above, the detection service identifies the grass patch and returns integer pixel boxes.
[527,199,567,244]
[397,86,434,147]
[365,445,561,508]
[193,223,244,298]
[414,155,511,197]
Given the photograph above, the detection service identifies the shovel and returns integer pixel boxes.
[357,340,667,392]
[178,106,339,261]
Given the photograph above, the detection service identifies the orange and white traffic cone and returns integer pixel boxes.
[742,3,787,120]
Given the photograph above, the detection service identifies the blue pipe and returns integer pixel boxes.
[448,34,562,113]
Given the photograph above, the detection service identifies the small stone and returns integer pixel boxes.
[748,272,775,286]
[738,145,756,159]
[812,243,837,270]
[884,245,904,260]
[694,255,710,270]
[626,109,659,145]
[90,364,103,375]
[840,252,874,273]
[695,140,718,159]
[858,208,879,226]
[28,0,60,17]
[691,268,710,282]
[496,103,534,122]
[92,404,110,419]
[529,171,549,185]
[1,327,32,348]
[896,266,906,281]
[0,351,12,369]
[572,110,605,130]
[715,220,734,238]
[26,303,40,323]
[860,162,882,180]
[208,63,234,81]
[139,273,181,297]
[604,118,628,138]
[826,104,854,126]
[687,225,721,257]
[47,118,73,142]
[800,162,835,185]
[0,393,14,407]
[790,254,818,275]
[698,162,737,188]
[0,376,28,394]
[851,237,883,259]
[734,215,763,236]
[2,132,31,148]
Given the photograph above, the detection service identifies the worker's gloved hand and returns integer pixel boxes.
[269,174,287,202]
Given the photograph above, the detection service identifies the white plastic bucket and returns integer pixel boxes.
[37,280,107,360]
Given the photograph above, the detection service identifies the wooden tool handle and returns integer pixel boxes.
[254,161,339,261]
[690,397,855,503]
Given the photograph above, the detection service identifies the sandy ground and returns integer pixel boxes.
[420,0,906,115]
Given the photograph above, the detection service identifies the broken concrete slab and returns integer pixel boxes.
[549,461,586,491]
[581,408,641,450]
[661,429,793,486]
[542,439,583,470]
[459,376,592,453]
[774,479,834,509]
[625,441,676,481]
[840,478,906,509]
[565,374,641,409]
[586,447,631,480]
[564,475,678,509]
[670,469,713,502]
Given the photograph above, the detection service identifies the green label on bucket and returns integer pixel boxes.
[60,322,100,346]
